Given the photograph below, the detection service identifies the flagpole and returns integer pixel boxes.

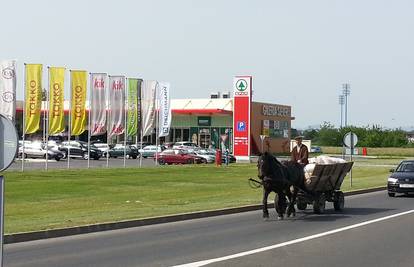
[45,67,50,171]
[42,92,46,170]
[22,64,27,172]
[155,82,159,166]
[123,77,127,168]
[107,75,110,168]
[87,73,92,168]
[67,70,72,169]
[139,82,143,168]
[137,79,141,167]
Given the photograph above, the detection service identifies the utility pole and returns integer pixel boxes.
[342,84,351,127]
[338,95,344,128]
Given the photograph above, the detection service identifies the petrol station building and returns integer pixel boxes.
[14,75,294,157]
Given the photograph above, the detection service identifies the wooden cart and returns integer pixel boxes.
[296,162,354,214]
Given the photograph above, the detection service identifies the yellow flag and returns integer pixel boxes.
[49,67,65,134]
[70,70,87,136]
[24,64,42,134]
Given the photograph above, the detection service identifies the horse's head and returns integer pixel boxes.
[257,152,273,179]
[257,152,285,180]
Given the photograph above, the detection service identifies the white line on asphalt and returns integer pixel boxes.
[172,209,414,267]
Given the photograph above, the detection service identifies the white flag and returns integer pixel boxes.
[108,76,125,137]
[158,82,171,137]
[0,60,16,121]
[141,80,157,137]
[90,73,107,136]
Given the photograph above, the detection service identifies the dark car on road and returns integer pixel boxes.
[388,160,414,197]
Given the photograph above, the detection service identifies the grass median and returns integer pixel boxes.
[4,163,389,234]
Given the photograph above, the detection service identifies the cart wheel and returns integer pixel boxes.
[313,194,326,214]
[296,197,307,210]
[333,191,345,211]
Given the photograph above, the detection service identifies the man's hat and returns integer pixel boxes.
[294,136,304,140]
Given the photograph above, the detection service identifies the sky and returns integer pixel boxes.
[1,0,413,129]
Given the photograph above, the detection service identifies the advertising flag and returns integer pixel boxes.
[71,70,87,136]
[137,79,143,133]
[158,82,171,137]
[141,80,157,137]
[90,73,107,136]
[24,64,42,134]
[127,78,138,136]
[48,67,65,134]
[108,76,125,136]
[0,60,16,121]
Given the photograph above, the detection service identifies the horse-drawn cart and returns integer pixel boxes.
[296,162,354,214]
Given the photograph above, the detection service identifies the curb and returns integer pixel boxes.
[5,187,386,244]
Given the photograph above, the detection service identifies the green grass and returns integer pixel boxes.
[3,162,390,234]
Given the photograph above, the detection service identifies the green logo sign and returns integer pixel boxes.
[235,79,248,92]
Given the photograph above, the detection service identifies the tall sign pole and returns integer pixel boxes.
[233,76,252,162]
[0,114,19,267]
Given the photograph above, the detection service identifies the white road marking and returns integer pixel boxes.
[172,209,414,267]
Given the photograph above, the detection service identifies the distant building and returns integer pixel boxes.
[406,131,414,143]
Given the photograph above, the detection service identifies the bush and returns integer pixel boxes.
[304,123,409,148]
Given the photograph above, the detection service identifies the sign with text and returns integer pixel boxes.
[233,76,252,160]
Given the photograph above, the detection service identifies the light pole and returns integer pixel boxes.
[338,95,344,128]
[342,84,351,127]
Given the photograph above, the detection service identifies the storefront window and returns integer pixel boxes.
[183,128,190,142]
[174,128,182,142]
[199,128,211,148]
[262,120,289,138]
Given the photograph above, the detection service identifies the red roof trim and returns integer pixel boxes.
[172,109,232,115]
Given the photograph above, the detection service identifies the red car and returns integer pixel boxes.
[156,149,206,165]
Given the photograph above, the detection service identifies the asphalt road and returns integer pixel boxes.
[4,191,414,267]
[7,157,159,170]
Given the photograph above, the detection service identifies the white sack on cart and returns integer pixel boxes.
[304,156,346,184]
[308,155,346,165]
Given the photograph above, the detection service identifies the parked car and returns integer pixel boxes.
[107,144,139,159]
[191,150,215,163]
[59,141,102,160]
[221,153,236,164]
[172,142,200,151]
[18,142,64,161]
[138,145,164,158]
[156,149,206,165]
[93,143,111,155]
[310,146,322,153]
[388,160,414,197]
[133,142,153,150]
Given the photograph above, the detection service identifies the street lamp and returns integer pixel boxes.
[342,84,351,127]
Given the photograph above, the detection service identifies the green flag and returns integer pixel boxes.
[127,78,139,136]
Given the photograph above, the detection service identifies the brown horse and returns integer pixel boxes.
[257,152,307,220]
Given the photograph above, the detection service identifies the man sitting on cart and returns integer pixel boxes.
[291,136,309,166]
